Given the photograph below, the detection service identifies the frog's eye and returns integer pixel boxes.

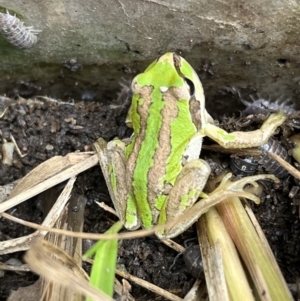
[184,77,195,97]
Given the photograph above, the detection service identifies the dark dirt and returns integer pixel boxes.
[0,87,299,300]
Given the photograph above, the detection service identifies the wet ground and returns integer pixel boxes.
[0,86,299,300]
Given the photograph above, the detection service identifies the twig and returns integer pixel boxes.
[115,269,183,301]
[267,151,300,180]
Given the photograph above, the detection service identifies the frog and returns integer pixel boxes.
[94,52,286,239]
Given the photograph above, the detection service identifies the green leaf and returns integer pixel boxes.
[84,221,123,300]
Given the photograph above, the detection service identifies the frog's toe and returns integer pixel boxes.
[222,174,279,204]
[234,174,279,188]
[235,191,261,204]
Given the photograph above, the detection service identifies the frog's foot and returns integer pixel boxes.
[211,173,279,204]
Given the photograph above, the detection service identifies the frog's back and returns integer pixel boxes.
[125,83,198,225]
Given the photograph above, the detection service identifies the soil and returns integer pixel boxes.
[0,86,299,300]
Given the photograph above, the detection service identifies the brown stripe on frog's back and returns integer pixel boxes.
[147,87,180,221]
[126,84,154,186]
[189,97,201,130]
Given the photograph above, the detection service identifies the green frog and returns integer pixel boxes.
[94,52,285,238]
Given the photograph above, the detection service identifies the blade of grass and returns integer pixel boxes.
[198,208,255,301]
[198,220,230,301]
[83,221,123,300]
[206,173,293,301]
[216,196,293,301]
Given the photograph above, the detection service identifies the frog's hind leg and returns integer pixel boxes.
[94,138,140,229]
[157,159,211,237]
[162,172,279,239]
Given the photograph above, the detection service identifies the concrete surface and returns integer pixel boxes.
[0,0,300,115]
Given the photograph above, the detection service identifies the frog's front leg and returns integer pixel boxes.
[94,138,140,230]
[202,111,286,148]
[156,159,211,238]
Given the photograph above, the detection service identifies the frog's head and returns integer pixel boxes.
[131,52,211,129]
